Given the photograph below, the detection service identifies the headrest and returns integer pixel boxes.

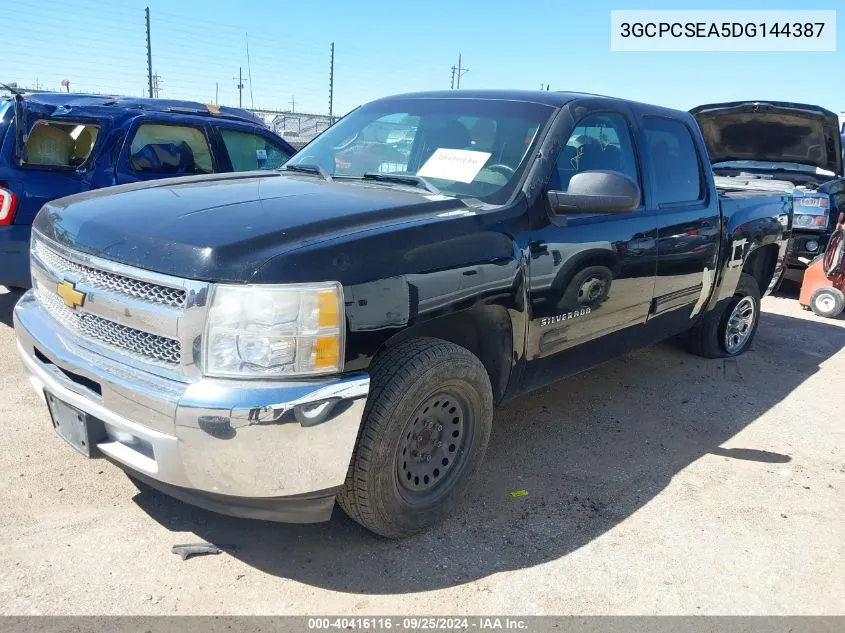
[130,141,196,173]
[27,124,74,166]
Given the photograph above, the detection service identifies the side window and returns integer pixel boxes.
[219,128,292,172]
[642,117,702,205]
[24,120,100,168]
[552,113,638,191]
[129,124,213,175]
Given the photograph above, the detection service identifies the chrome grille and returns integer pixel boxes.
[34,240,187,309]
[37,287,182,366]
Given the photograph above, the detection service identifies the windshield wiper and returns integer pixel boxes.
[362,172,441,194]
[281,163,332,181]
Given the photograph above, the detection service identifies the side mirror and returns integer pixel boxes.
[548,170,641,215]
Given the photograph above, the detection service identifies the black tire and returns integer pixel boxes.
[687,272,761,358]
[809,287,845,319]
[337,338,493,539]
[557,265,613,311]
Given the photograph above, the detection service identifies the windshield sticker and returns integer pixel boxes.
[378,162,407,173]
[417,148,491,183]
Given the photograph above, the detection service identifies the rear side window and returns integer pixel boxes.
[24,120,100,168]
[642,117,702,205]
[129,124,212,175]
[219,128,291,171]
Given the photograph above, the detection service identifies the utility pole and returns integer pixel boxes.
[151,73,161,98]
[145,7,153,98]
[453,53,468,89]
[290,95,296,113]
[215,82,218,105]
[328,42,334,121]
[234,67,245,108]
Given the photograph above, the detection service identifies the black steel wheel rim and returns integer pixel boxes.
[396,388,474,503]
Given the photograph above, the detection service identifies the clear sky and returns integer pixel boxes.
[1,0,842,117]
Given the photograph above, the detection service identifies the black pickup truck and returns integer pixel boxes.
[14,90,789,538]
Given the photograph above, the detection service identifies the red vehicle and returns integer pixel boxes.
[799,212,845,318]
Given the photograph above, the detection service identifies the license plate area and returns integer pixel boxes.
[45,392,105,458]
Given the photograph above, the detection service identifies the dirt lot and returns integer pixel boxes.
[0,284,843,615]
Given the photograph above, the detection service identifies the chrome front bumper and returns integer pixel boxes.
[14,290,369,522]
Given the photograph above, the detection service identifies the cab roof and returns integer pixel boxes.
[10,92,266,127]
[367,89,692,119]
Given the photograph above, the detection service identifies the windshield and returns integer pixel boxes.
[713,160,835,176]
[285,98,555,204]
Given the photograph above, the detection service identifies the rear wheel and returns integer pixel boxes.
[687,272,761,358]
[337,338,493,539]
[809,287,845,319]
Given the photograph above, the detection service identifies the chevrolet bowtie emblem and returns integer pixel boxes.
[57,280,86,310]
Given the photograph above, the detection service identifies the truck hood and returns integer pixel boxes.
[33,171,467,282]
[690,101,843,176]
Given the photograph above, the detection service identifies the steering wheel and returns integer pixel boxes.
[484,163,516,178]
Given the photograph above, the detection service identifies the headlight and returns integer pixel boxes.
[203,282,344,378]
[794,214,827,229]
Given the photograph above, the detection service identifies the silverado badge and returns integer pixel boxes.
[539,307,591,327]
[57,280,86,310]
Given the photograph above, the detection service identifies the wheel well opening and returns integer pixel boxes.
[378,306,513,404]
[742,244,779,293]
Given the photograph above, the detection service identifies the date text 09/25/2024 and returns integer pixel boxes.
[308,618,528,630]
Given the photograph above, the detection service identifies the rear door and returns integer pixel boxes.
[115,118,217,184]
[2,105,105,226]
[642,115,720,333]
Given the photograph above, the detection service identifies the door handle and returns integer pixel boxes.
[529,241,548,254]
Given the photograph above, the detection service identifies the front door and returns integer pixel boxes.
[519,109,658,391]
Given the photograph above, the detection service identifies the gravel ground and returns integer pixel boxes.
[0,284,843,615]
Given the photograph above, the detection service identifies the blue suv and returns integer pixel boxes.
[0,93,297,288]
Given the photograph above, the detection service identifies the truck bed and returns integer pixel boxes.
[714,174,796,193]
[717,186,791,233]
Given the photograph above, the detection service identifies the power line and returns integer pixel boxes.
[245,34,255,110]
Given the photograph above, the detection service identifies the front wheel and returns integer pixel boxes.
[337,338,493,538]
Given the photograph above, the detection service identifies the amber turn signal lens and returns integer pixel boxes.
[314,336,340,369]
[318,289,340,328]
